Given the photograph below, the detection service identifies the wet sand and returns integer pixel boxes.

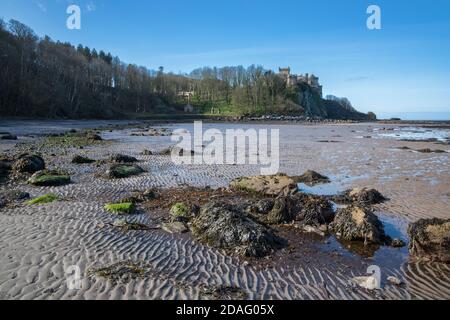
[0,121,449,300]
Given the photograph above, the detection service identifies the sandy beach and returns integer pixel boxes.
[0,121,449,300]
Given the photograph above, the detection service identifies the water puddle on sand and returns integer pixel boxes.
[297,174,371,196]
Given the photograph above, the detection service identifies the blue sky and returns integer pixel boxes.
[1,0,450,119]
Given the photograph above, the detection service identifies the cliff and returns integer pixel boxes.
[296,83,373,120]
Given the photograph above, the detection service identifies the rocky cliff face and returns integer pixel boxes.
[296,83,371,120]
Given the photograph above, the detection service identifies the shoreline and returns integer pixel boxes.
[0,121,449,300]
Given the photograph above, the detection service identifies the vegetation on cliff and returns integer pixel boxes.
[0,19,373,120]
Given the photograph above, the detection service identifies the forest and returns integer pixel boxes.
[0,19,373,120]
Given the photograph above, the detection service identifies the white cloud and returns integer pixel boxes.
[35,1,47,12]
[86,1,96,12]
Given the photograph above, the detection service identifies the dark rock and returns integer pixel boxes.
[28,170,71,186]
[293,170,330,185]
[331,206,387,245]
[121,189,158,203]
[191,201,283,258]
[86,133,102,141]
[0,134,17,140]
[72,155,95,164]
[105,164,144,179]
[417,148,433,153]
[408,218,450,263]
[159,146,194,156]
[140,149,153,156]
[109,154,138,163]
[417,148,446,154]
[293,193,335,226]
[390,238,406,248]
[12,154,45,174]
[333,187,386,206]
[247,194,334,226]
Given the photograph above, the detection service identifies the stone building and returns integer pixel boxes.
[279,67,323,97]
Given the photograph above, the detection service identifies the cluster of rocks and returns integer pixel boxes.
[235,115,358,124]
[177,173,394,258]
[0,153,45,180]
[131,128,172,137]
[0,153,73,187]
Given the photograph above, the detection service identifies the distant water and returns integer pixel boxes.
[376,126,450,142]
[378,112,450,121]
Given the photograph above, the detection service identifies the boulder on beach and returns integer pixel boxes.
[331,206,387,245]
[105,164,144,179]
[230,174,298,196]
[109,154,138,163]
[408,218,450,263]
[0,134,17,140]
[12,154,45,174]
[121,189,159,204]
[72,155,95,164]
[293,193,335,226]
[293,170,330,186]
[140,149,153,156]
[159,146,195,157]
[246,193,334,227]
[86,132,102,141]
[28,170,71,186]
[191,201,283,258]
[333,187,386,206]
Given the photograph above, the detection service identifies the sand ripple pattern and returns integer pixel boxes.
[0,123,449,300]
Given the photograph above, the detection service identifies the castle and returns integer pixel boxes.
[279,67,323,97]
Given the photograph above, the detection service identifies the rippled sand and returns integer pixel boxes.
[0,122,449,300]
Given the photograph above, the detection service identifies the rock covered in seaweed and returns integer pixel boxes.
[230,174,298,196]
[28,170,71,186]
[72,155,95,164]
[293,170,330,186]
[246,193,334,227]
[109,154,138,163]
[12,154,45,174]
[105,164,145,179]
[330,206,387,245]
[191,201,283,258]
[333,187,386,206]
[408,218,450,263]
[293,193,335,226]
